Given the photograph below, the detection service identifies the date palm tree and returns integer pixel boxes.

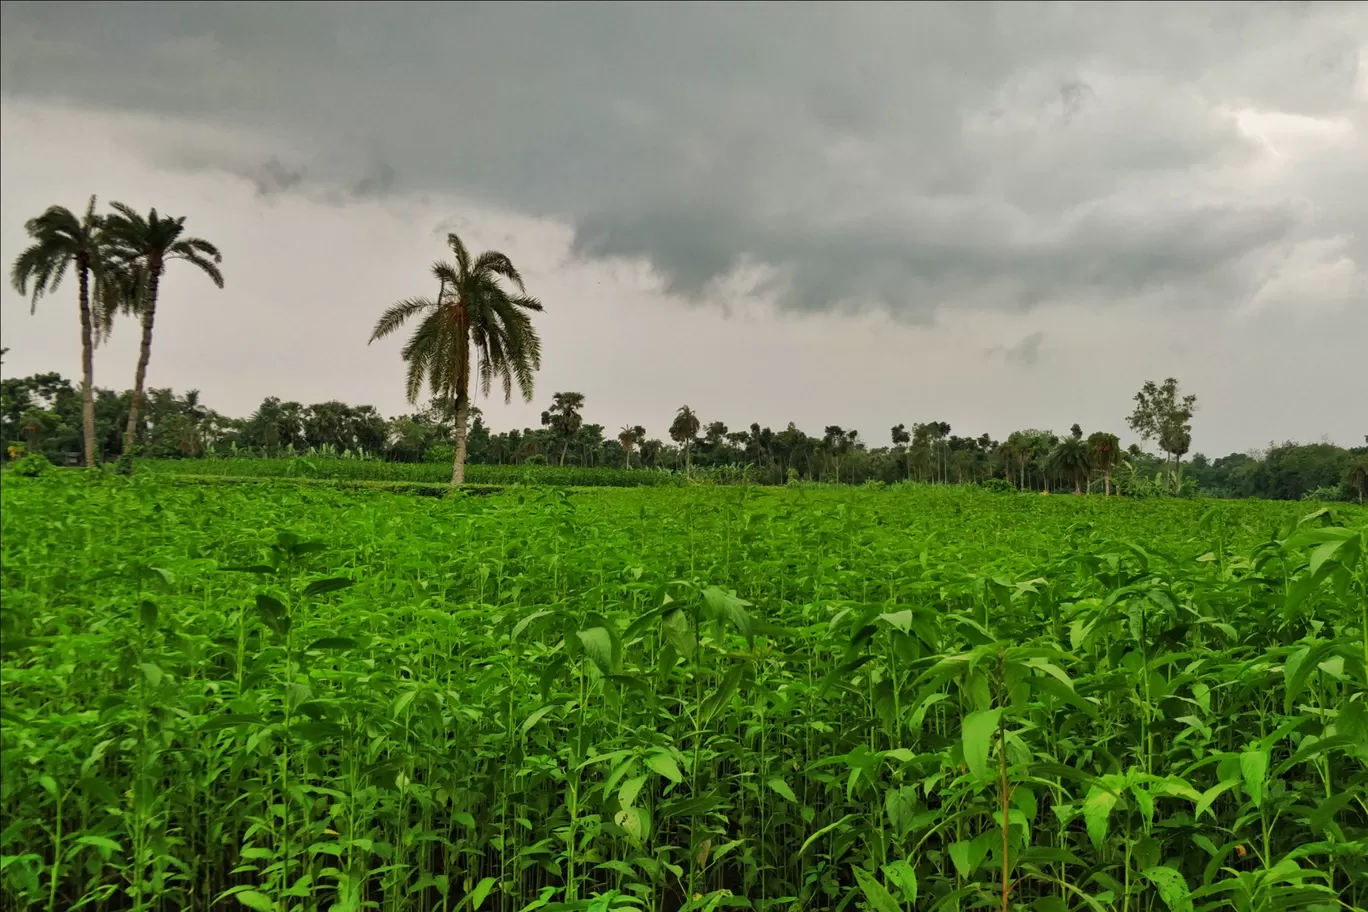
[370,232,543,485]
[1087,431,1122,496]
[102,203,224,460]
[9,196,122,467]
[1049,428,1092,495]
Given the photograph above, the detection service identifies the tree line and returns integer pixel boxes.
[8,207,1366,501]
[5,364,1365,502]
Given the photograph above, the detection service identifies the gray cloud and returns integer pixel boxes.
[986,331,1046,367]
[1,1,1364,319]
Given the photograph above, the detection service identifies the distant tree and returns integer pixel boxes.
[103,203,224,463]
[1347,455,1368,504]
[639,437,664,468]
[618,425,645,468]
[9,196,114,466]
[1087,431,1122,495]
[891,423,911,480]
[370,232,543,485]
[1127,377,1197,487]
[540,392,586,465]
[670,405,701,472]
[1050,430,1092,494]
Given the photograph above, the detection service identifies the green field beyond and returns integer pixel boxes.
[1,474,1364,912]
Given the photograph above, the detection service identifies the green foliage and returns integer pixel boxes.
[2,474,1364,911]
[979,477,1015,494]
[8,453,52,476]
[141,456,681,487]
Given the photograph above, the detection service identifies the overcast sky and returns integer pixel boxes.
[2,1,1364,455]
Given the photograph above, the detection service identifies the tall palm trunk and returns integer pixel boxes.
[123,268,161,457]
[76,260,97,467]
[451,389,471,485]
[450,305,472,486]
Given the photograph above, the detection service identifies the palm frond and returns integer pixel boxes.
[370,297,434,343]
[473,250,526,292]
[446,233,471,278]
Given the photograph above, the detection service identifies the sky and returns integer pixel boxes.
[1,1,1365,456]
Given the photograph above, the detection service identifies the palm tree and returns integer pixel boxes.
[618,425,645,468]
[540,392,585,465]
[670,405,701,473]
[102,203,224,460]
[1049,433,1092,495]
[370,232,543,485]
[9,196,115,467]
[1087,431,1122,496]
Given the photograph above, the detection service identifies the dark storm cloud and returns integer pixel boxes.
[1,1,1363,317]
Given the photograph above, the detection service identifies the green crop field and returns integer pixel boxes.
[1,473,1364,912]
[139,459,683,489]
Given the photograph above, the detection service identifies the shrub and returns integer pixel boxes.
[9,453,52,477]
[979,477,1015,494]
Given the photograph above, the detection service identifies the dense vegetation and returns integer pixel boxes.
[5,370,1365,501]
[2,472,1364,911]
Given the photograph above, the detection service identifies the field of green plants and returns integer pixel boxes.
[1,472,1364,912]
[141,458,680,488]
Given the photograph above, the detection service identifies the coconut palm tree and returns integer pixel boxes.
[9,196,117,467]
[370,232,543,485]
[102,203,224,461]
[618,425,645,468]
[670,405,701,473]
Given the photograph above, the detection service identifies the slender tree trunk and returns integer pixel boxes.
[1105,467,1112,496]
[451,390,471,486]
[123,270,161,459]
[77,263,97,467]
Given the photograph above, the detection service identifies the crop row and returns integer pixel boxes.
[139,458,682,488]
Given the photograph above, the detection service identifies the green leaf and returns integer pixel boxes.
[881,859,917,906]
[1193,780,1239,820]
[1084,785,1119,849]
[798,813,858,856]
[138,599,158,632]
[661,607,696,660]
[1142,866,1193,912]
[520,705,556,737]
[255,594,289,636]
[645,751,683,784]
[468,876,496,911]
[703,586,753,646]
[1240,748,1269,806]
[139,662,163,688]
[73,835,122,857]
[961,708,1001,783]
[576,626,616,673]
[511,609,555,641]
[851,864,903,912]
[702,663,745,724]
[878,610,914,633]
[236,891,276,912]
[767,777,799,803]
[303,577,354,597]
[884,786,918,839]
[619,774,648,809]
